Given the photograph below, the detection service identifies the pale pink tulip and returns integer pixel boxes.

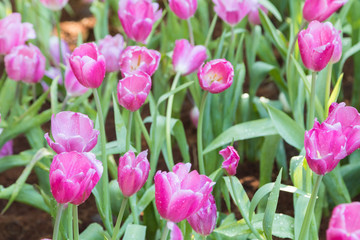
[39,0,69,11]
[219,146,240,176]
[98,34,125,73]
[64,65,89,97]
[169,0,197,20]
[212,0,249,26]
[303,0,348,22]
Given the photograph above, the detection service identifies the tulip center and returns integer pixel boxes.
[206,72,223,84]
[131,55,142,71]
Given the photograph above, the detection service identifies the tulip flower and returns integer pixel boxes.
[119,46,161,77]
[39,0,69,11]
[327,202,360,240]
[5,44,46,84]
[117,72,152,112]
[118,0,162,43]
[49,36,70,66]
[303,0,348,22]
[64,65,89,97]
[172,39,207,76]
[49,151,103,205]
[69,42,106,88]
[154,162,214,223]
[0,13,36,55]
[0,122,13,158]
[190,106,199,127]
[298,21,341,72]
[167,222,184,240]
[44,111,99,154]
[118,150,150,197]
[198,59,234,94]
[244,0,268,25]
[169,0,197,20]
[212,0,249,26]
[98,34,125,73]
[187,194,217,236]
[219,146,240,176]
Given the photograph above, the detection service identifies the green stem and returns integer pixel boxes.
[324,64,333,118]
[0,71,6,90]
[160,224,170,240]
[307,71,317,130]
[205,14,218,48]
[130,195,138,224]
[202,235,207,240]
[73,205,79,240]
[67,206,73,240]
[230,26,235,45]
[165,72,182,170]
[53,204,65,240]
[111,197,128,240]
[56,11,65,82]
[135,110,151,148]
[126,111,134,152]
[187,18,194,45]
[32,83,37,103]
[197,91,209,175]
[298,174,323,240]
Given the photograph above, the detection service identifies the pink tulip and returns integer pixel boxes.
[117,72,152,112]
[69,42,106,88]
[187,194,217,236]
[303,0,348,22]
[331,31,342,64]
[190,106,199,127]
[39,0,69,11]
[298,21,341,72]
[5,44,46,84]
[118,150,150,197]
[172,39,207,76]
[49,36,71,66]
[212,0,249,26]
[49,152,103,205]
[154,163,215,223]
[0,116,13,158]
[327,202,360,240]
[98,34,125,73]
[219,146,240,176]
[244,0,268,25]
[118,0,162,43]
[167,222,184,240]
[64,65,89,97]
[119,46,161,77]
[304,120,347,175]
[198,59,234,94]
[44,111,99,154]
[0,13,36,55]
[169,0,197,20]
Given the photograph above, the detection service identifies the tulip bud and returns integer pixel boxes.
[167,222,184,240]
[98,34,125,73]
[39,0,69,11]
[49,36,70,66]
[169,0,197,20]
[64,65,89,97]
[244,0,268,25]
[212,0,249,26]
[219,146,240,176]
[303,0,348,22]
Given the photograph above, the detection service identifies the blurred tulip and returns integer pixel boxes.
[212,0,249,26]
[49,36,70,66]
[98,34,125,73]
[303,0,348,22]
[190,106,199,127]
[45,111,99,154]
[64,65,89,97]
[169,0,197,20]
[167,222,183,240]
[219,146,240,176]
[39,0,69,11]
[244,0,268,25]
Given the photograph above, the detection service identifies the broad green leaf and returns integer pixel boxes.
[137,185,155,213]
[260,135,281,186]
[258,0,282,21]
[327,73,343,109]
[323,166,351,204]
[0,150,36,173]
[340,41,360,71]
[112,94,127,153]
[80,223,105,240]
[224,176,250,213]
[50,76,59,114]
[157,81,194,107]
[341,162,360,197]
[123,224,146,240]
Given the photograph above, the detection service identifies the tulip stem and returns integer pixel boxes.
[324,64,333,118]
[165,72,181,170]
[299,174,323,240]
[202,236,207,240]
[53,204,64,240]
[135,110,151,148]
[56,11,65,82]
[126,111,133,152]
[160,224,170,240]
[73,205,79,240]
[187,18,195,45]
[197,91,209,175]
[32,84,37,103]
[307,71,317,129]
[111,197,128,240]
[205,14,218,48]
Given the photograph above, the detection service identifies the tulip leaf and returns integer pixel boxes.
[0,149,36,173]
[50,76,59,114]
[341,162,360,197]
[123,224,146,240]
[327,73,343,109]
[80,223,105,240]
[258,0,282,21]
[340,41,360,71]
[224,176,250,213]
[323,166,351,204]
[0,78,17,117]
[260,135,281,186]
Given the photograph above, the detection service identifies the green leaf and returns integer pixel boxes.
[258,0,282,21]
[327,73,343,108]
[112,94,128,154]
[224,176,250,213]
[0,150,36,173]
[340,41,360,71]
[157,81,194,107]
[260,135,281,186]
[137,185,155,213]
[341,162,360,197]
[123,224,146,240]
[323,166,351,204]
[50,76,59,114]
[80,223,105,240]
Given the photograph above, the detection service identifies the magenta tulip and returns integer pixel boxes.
[172,39,207,76]
[44,111,99,154]
[49,152,103,205]
[98,34,125,73]
[303,0,348,22]
[327,202,360,240]
[212,0,249,26]
[39,0,69,10]
[69,42,106,88]
[167,222,183,240]
[154,163,214,223]
[119,46,161,77]
[118,150,150,197]
[49,36,70,66]
[0,13,36,55]
[219,146,240,176]
[169,0,197,20]
[244,0,268,25]
[118,0,162,43]
[64,65,89,97]
[5,44,46,84]
[198,59,234,94]
[117,72,152,112]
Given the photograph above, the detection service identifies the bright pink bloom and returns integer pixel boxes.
[39,0,69,10]
[212,0,249,26]
[118,0,162,43]
[304,120,347,175]
[0,13,36,55]
[154,163,215,223]
[198,59,234,94]
[5,44,46,84]
[298,21,341,72]
[244,0,268,25]
[119,46,160,77]
[169,0,197,20]
[64,65,89,97]
[219,146,240,176]
[69,42,106,88]
[49,36,70,66]
[172,39,207,76]
[190,106,199,127]
[44,111,99,154]
[187,194,217,236]
[303,0,348,22]
[117,72,152,111]
[98,34,125,73]
[167,222,183,240]
[327,202,360,240]
[118,150,150,197]
[49,152,103,205]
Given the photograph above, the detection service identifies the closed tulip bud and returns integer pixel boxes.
[167,222,183,240]
[64,65,89,97]
[98,34,125,73]
[117,72,152,112]
[49,36,70,66]
[44,111,99,154]
[0,13,36,55]
[49,152,103,205]
[198,59,234,94]
[172,39,207,76]
[118,150,150,197]
[169,0,197,20]
[119,46,161,77]
[303,0,348,22]
[244,0,268,25]
[155,163,215,223]
[212,0,249,26]
[69,42,106,88]
[39,0,69,11]
[5,44,46,84]
[219,146,240,176]
[118,0,162,43]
